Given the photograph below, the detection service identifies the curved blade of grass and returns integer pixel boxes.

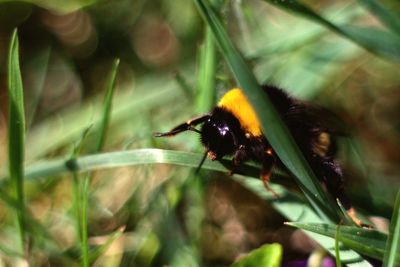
[357,0,400,37]
[262,0,400,62]
[287,222,389,263]
[7,28,26,254]
[3,148,368,265]
[193,0,341,222]
[340,26,400,61]
[247,2,365,58]
[337,199,359,226]
[1,149,283,194]
[21,149,259,182]
[383,190,400,267]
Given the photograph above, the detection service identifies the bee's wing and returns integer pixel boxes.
[285,102,349,136]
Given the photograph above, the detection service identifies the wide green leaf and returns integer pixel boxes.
[0,0,97,13]
[233,176,372,267]
[232,243,282,267]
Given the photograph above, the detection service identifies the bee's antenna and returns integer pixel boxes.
[195,150,208,173]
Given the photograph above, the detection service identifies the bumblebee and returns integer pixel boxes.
[155,85,361,225]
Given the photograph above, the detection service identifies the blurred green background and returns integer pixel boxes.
[0,0,399,266]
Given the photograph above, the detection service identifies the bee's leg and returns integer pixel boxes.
[229,145,248,176]
[320,159,364,227]
[260,148,279,198]
[346,207,364,227]
[154,114,210,137]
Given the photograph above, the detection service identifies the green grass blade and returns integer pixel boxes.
[80,59,119,267]
[383,190,400,267]
[88,226,125,264]
[357,0,400,36]
[7,28,26,254]
[26,46,51,129]
[80,173,89,267]
[340,26,400,61]
[70,125,92,267]
[0,187,63,258]
[95,58,120,152]
[22,149,259,181]
[196,27,216,113]
[193,0,340,222]
[174,72,194,98]
[287,222,389,262]
[17,149,286,189]
[262,0,400,62]
[337,199,359,226]
[335,224,343,267]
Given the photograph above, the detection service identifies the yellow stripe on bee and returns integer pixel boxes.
[217,88,262,136]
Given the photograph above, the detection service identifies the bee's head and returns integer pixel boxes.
[200,116,236,160]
